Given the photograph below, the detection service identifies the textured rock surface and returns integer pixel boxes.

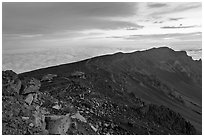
[2,70,197,135]
[20,78,41,95]
[2,47,201,135]
[2,70,21,96]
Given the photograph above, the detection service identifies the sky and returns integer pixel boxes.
[2,2,202,73]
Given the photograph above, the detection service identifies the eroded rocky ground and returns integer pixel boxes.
[2,70,197,135]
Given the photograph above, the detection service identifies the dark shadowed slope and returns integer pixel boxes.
[16,47,202,134]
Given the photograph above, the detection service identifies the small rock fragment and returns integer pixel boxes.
[41,74,57,82]
[29,123,34,127]
[104,123,109,127]
[25,94,34,105]
[89,123,97,132]
[22,116,29,120]
[70,71,85,79]
[52,104,61,110]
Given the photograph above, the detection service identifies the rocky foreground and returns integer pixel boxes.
[2,69,197,135]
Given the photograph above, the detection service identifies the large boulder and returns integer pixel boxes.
[45,114,71,135]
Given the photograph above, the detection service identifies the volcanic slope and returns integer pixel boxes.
[18,47,202,134]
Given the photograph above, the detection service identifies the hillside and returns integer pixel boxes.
[2,47,202,135]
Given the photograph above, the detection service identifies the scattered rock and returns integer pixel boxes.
[29,123,34,127]
[2,69,198,135]
[22,116,29,120]
[41,74,57,82]
[52,104,61,110]
[33,107,46,130]
[2,70,22,95]
[21,78,41,95]
[2,70,18,85]
[89,123,97,132]
[32,93,39,104]
[70,71,85,79]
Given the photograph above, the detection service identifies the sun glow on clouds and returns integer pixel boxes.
[2,2,202,73]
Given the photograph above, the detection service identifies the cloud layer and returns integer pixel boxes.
[3,3,138,34]
[2,2,202,72]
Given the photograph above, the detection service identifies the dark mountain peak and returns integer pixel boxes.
[197,59,202,62]
[135,47,194,62]
[119,47,174,56]
[115,51,124,55]
[138,47,189,56]
[102,47,184,63]
[147,46,174,52]
[176,50,189,57]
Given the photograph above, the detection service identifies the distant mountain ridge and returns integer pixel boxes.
[3,47,202,134]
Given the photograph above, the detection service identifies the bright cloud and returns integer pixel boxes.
[2,2,202,73]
